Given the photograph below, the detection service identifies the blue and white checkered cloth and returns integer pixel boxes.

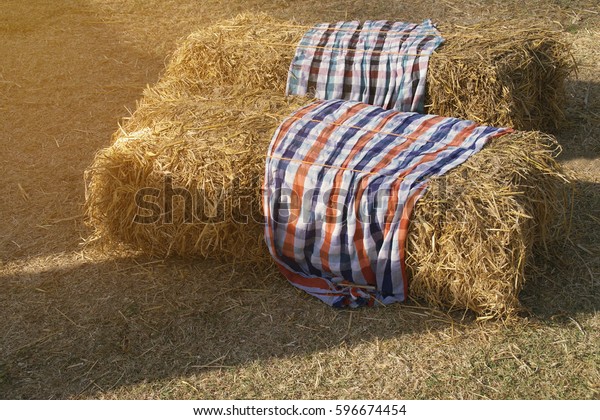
[286,20,444,113]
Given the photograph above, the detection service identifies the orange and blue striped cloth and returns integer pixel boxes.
[286,20,443,113]
[263,99,512,307]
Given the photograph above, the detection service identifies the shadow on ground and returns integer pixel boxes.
[556,79,600,161]
[521,179,600,318]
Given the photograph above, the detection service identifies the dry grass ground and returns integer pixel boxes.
[0,0,598,399]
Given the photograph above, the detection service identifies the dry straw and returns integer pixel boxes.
[85,13,573,317]
[86,91,311,262]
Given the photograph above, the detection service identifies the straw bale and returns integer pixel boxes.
[152,14,297,98]
[85,91,570,317]
[150,13,573,131]
[427,24,574,131]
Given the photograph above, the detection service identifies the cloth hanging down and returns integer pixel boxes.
[263,100,512,308]
[286,20,444,113]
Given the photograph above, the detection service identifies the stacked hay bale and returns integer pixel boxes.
[426,25,573,131]
[150,13,573,131]
[85,13,573,317]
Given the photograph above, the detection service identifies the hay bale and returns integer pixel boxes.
[426,25,574,131]
[85,91,569,317]
[85,91,311,261]
[153,14,297,98]
[152,13,573,131]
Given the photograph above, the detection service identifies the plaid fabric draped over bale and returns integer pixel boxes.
[286,20,444,113]
[263,100,512,307]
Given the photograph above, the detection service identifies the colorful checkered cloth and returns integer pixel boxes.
[286,20,444,113]
[263,100,512,307]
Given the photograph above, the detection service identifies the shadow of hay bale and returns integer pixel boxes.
[520,179,600,318]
